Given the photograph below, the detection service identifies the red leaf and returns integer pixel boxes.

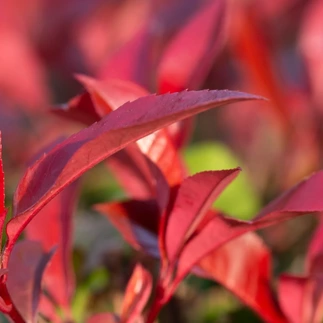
[5,88,260,263]
[99,28,153,89]
[197,233,288,323]
[175,171,323,284]
[120,264,152,323]
[77,75,149,115]
[79,75,186,188]
[157,0,227,93]
[299,0,323,106]
[278,275,308,323]
[87,313,120,323]
[0,30,49,110]
[164,169,240,264]
[230,4,289,128]
[6,241,55,323]
[53,92,100,125]
[306,218,323,275]
[107,146,163,200]
[94,199,160,257]
[57,76,186,193]
[25,182,79,318]
[0,132,6,244]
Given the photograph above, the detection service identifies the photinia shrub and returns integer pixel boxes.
[0,86,264,322]
[2,1,323,322]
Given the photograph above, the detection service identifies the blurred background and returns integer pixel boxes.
[1,0,323,321]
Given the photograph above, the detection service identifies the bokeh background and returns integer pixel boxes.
[1,0,323,321]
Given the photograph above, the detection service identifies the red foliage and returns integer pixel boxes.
[2,1,323,322]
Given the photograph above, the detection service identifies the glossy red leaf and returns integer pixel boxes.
[58,76,186,192]
[87,313,120,323]
[79,75,187,188]
[175,171,323,284]
[25,181,79,318]
[164,169,241,263]
[6,241,55,323]
[197,233,288,323]
[5,88,261,264]
[157,0,227,93]
[120,264,152,323]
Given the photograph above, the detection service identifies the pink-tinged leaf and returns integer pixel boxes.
[230,5,289,129]
[299,0,323,106]
[107,146,162,200]
[99,28,153,89]
[87,313,120,323]
[53,92,100,125]
[77,75,149,115]
[0,30,49,110]
[166,119,194,150]
[136,129,186,188]
[157,0,227,93]
[25,181,79,318]
[54,77,149,126]
[197,233,288,323]
[278,275,308,323]
[254,171,323,222]
[0,132,6,244]
[175,171,323,284]
[6,241,55,323]
[6,89,261,262]
[165,169,240,263]
[306,218,323,275]
[37,296,62,323]
[120,264,152,323]
[94,199,160,257]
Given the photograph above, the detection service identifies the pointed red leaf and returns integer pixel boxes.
[120,264,152,323]
[25,181,79,318]
[197,233,288,323]
[53,92,100,125]
[87,313,120,323]
[175,171,323,284]
[77,75,149,115]
[6,241,55,323]
[165,169,240,263]
[5,88,260,262]
[56,77,186,193]
[79,75,186,188]
[157,0,227,93]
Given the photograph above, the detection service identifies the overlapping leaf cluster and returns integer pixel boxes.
[1,0,323,322]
